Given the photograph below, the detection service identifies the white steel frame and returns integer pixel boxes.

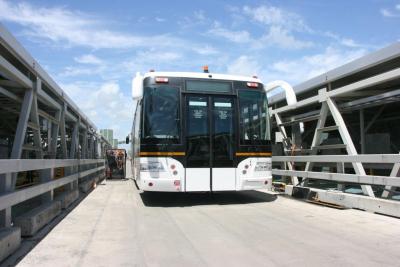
[0,24,111,232]
[270,63,400,216]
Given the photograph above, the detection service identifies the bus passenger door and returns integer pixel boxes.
[185,96,211,191]
[185,95,236,191]
[211,97,236,191]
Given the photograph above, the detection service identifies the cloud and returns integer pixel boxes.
[62,81,134,140]
[323,32,368,48]
[243,5,310,32]
[208,22,252,43]
[191,45,219,55]
[208,23,312,49]
[261,26,313,49]
[208,4,313,50]
[226,55,261,76]
[178,10,209,28]
[117,50,184,75]
[74,54,103,65]
[224,48,367,86]
[135,50,182,62]
[380,4,400,17]
[264,46,367,85]
[155,17,166,22]
[59,65,105,77]
[0,0,194,50]
[381,8,398,17]
[194,10,206,21]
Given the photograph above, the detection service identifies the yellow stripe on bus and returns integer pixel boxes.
[235,152,272,156]
[139,151,186,156]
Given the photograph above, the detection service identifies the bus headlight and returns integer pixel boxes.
[254,162,271,172]
[140,162,165,172]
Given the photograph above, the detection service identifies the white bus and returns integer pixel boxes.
[129,69,273,192]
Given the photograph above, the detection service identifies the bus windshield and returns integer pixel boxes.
[238,90,270,145]
[142,86,180,143]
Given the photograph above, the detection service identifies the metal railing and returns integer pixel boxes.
[272,154,400,198]
[0,159,105,224]
[272,154,400,217]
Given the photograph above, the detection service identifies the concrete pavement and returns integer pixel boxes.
[15,165,400,267]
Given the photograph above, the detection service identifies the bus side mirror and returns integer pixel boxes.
[126,136,130,144]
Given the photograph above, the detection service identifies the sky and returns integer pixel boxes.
[0,0,399,146]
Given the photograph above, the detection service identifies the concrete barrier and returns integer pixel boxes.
[95,174,105,183]
[14,201,61,237]
[0,227,21,262]
[56,190,79,209]
[79,178,94,193]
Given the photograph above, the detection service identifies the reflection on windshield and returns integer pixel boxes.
[238,90,270,145]
[186,96,209,167]
[213,98,234,167]
[142,86,180,144]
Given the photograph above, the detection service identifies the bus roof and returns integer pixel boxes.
[143,71,263,84]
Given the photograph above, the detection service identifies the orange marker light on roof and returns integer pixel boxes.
[203,65,209,73]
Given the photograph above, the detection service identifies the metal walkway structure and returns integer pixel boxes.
[0,24,110,262]
[270,42,400,217]
[1,23,400,266]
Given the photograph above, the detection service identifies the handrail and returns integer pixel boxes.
[272,169,400,187]
[0,165,104,211]
[0,159,105,174]
[272,153,400,188]
[272,154,400,163]
[0,159,105,221]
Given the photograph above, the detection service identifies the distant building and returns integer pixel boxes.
[100,129,113,145]
[113,139,119,149]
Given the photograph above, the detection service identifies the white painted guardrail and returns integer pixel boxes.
[0,159,104,174]
[272,154,400,217]
[0,159,105,263]
[0,160,105,210]
[272,154,400,188]
[0,159,106,262]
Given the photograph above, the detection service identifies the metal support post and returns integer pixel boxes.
[274,113,298,185]
[82,128,88,159]
[326,97,375,197]
[69,120,79,159]
[47,120,52,154]
[90,135,94,159]
[30,85,43,159]
[60,103,68,159]
[360,109,366,154]
[0,87,33,227]
[382,153,400,198]
[337,162,345,191]
[34,79,53,202]
[51,110,61,158]
[94,138,98,159]
[291,123,302,149]
[11,88,33,159]
[69,118,79,189]
[305,102,329,173]
[364,105,385,133]
[0,173,12,228]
